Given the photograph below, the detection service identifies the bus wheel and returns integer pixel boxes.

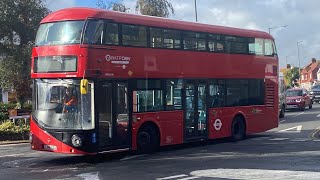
[137,124,159,154]
[231,116,246,141]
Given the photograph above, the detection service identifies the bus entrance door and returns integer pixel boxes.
[184,80,208,140]
[96,81,130,150]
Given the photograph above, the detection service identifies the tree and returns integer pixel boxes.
[0,0,50,103]
[97,0,130,12]
[136,0,174,17]
[284,67,300,88]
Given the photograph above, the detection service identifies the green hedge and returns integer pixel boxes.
[0,121,30,141]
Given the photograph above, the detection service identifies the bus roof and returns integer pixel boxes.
[41,7,273,39]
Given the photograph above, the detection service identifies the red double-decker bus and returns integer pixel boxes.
[30,8,278,154]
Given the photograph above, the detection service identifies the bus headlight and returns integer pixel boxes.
[71,135,83,147]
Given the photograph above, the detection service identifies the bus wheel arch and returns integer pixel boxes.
[137,121,160,154]
[231,114,246,141]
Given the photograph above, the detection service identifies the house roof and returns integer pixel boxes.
[301,60,320,74]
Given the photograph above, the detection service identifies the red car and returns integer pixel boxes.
[286,88,312,111]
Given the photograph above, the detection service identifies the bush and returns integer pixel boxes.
[0,120,30,141]
[0,120,30,133]
[0,103,17,122]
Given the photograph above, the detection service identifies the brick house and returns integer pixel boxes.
[300,58,320,90]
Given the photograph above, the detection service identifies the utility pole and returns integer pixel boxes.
[195,0,198,22]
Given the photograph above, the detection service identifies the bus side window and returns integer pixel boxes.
[83,20,104,45]
[209,80,225,108]
[105,23,119,45]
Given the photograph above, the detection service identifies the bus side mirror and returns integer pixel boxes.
[80,79,88,95]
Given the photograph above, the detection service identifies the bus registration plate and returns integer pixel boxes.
[43,144,57,151]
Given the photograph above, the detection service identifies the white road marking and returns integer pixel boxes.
[269,138,290,141]
[157,174,188,180]
[178,176,200,180]
[279,120,286,123]
[77,172,100,180]
[121,154,146,161]
[293,112,305,117]
[190,168,320,179]
[290,138,310,142]
[278,125,302,133]
[317,114,320,117]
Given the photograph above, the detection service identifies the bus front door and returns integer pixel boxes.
[96,81,130,150]
[184,80,208,140]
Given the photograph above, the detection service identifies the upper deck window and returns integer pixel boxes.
[122,24,147,47]
[225,36,248,54]
[83,19,104,45]
[150,27,181,49]
[35,21,84,46]
[249,38,264,55]
[83,20,119,45]
[183,31,206,51]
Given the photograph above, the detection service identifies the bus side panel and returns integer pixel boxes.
[131,111,184,150]
[208,108,234,139]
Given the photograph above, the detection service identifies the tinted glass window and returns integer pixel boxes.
[208,34,224,52]
[225,36,248,54]
[226,80,249,106]
[209,80,225,107]
[122,24,147,47]
[150,28,181,49]
[183,31,206,51]
[105,23,119,45]
[83,20,104,45]
[248,79,265,105]
[133,80,164,112]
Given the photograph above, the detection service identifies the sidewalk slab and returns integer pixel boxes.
[0,140,29,145]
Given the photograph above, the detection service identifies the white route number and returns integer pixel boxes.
[214,119,222,131]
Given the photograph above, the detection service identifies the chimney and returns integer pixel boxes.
[312,58,317,63]
[286,64,291,69]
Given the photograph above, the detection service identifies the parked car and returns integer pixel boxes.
[286,88,312,111]
[309,84,320,103]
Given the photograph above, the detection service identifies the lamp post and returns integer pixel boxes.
[268,25,288,34]
[297,40,303,85]
[297,41,303,74]
[194,0,198,22]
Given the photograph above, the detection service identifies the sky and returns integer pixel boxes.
[45,0,320,69]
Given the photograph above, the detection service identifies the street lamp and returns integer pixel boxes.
[268,25,288,34]
[194,0,198,22]
[297,40,303,74]
[297,40,303,85]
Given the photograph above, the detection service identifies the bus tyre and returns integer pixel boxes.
[137,125,159,154]
[231,116,246,141]
[279,105,285,118]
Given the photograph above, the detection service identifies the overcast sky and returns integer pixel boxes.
[46,0,320,69]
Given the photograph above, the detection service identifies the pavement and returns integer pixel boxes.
[0,140,29,145]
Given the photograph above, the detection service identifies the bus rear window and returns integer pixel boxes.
[35,21,84,46]
[34,56,77,73]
